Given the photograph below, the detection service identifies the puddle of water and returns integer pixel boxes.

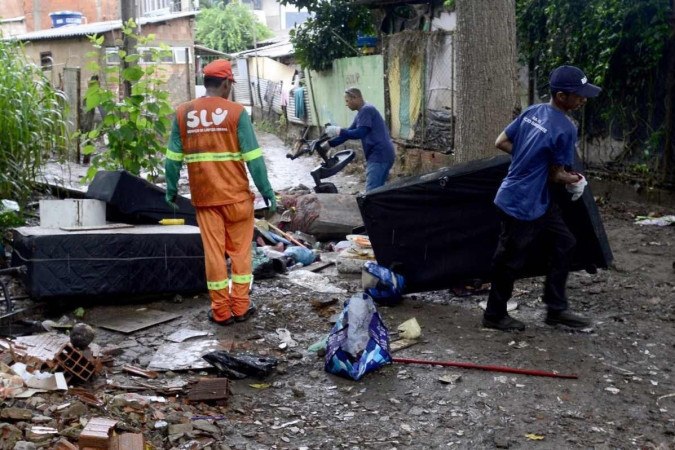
[591,179,675,209]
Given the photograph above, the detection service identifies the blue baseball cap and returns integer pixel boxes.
[549,65,601,98]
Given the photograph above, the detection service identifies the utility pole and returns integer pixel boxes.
[120,0,138,99]
[663,0,675,185]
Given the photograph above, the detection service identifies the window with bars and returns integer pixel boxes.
[139,0,183,15]
[105,47,190,64]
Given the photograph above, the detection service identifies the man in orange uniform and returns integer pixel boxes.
[164,59,276,326]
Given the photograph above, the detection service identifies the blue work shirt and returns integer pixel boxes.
[333,103,395,163]
[495,103,577,221]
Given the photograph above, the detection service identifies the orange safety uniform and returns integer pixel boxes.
[166,97,270,321]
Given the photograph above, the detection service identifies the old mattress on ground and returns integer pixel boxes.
[357,154,613,294]
[11,225,206,300]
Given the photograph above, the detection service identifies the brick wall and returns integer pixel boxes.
[24,0,119,32]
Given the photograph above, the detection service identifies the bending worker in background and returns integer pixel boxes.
[483,65,598,332]
[165,59,276,326]
[324,88,395,192]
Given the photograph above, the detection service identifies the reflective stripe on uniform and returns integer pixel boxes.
[231,273,253,284]
[184,152,243,163]
[242,148,262,161]
[207,278,229,290]
[166,149,184,161]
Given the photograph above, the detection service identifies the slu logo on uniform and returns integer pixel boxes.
[186,108,228,128]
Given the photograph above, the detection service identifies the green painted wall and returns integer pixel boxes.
[306,55,384,129]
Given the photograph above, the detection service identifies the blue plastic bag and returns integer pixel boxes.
[361,261,406,305]
[283,245,317,266]
[324,294,392,381]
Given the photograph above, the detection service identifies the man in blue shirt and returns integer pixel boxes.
[483,65,600,332]
[324,88,395,192]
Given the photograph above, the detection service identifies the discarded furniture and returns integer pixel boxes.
[11,225,206,299]
[86,170,197,226]
[357,155,613,293]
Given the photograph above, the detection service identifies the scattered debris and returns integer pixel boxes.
[187,378,230,403]
[397,318,422,340]
[166,329,213,343]
[147,339,234,371]
[122,364,159,379]
[286,270,347,293]
[93,307,181,334]
[438,374,462,384]
[78,417,118,448]
[69,323,96,349]
[634,215,675,226]
[202,351,278,379]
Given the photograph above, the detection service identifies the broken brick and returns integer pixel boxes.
[108,433,144,450]
[79,417,118,448]
[187,377,230,403]
[56,343,100,383]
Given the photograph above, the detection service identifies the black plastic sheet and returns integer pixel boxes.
[203,351,278,379]
[357,155,613,294]
[86,170,197,226]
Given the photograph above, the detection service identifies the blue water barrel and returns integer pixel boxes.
[49,11,83,28]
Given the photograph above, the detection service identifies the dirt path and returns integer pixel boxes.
[2,147,674,449]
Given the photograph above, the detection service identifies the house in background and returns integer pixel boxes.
[0,0,197,37]
[9,12,198,107]
[240,0,310,36]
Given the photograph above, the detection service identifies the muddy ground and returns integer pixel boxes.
[1,132,674,449]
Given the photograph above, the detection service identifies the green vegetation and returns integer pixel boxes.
[280,0,374,71]
[81,21,174,182]
[516,0,671,181]
[0,40,69,206]
[196,3,274,53]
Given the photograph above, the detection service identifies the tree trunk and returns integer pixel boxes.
[454,0,519,164]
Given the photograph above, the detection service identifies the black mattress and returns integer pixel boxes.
[86,170,197,226]
[357,155,613,294]
[11,225,206,300]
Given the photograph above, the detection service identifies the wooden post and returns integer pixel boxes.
[120,0,137,99]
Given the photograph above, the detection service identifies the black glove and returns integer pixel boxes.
[165,193,179,211]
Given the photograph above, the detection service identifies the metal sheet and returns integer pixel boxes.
[93,308,181,334]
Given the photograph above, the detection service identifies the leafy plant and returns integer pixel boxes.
[280,0,374,71]
[516,0,671,176]
[196,3,274,53]
[0,40,69,206]
[81,20,174,182]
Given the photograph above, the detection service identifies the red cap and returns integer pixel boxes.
[203,59,236,82]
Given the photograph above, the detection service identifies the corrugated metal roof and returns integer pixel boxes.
[194,44,231,57]
[6,11,197,42]
[0,16,25,24]
[234,40,294,59]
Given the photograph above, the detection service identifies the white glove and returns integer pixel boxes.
[325,125,341,138]
[565,174,587,201]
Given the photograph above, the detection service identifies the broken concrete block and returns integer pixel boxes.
[109,433,144,450]
[56,343,100,383]
[0,407,32,421]
[78,417,118,448]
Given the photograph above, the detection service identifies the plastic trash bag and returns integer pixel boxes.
[325,293,392,381]
[361,261,406,305]
[283,245,317,266]
[202,351,278,379]
[252,243,277,279]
